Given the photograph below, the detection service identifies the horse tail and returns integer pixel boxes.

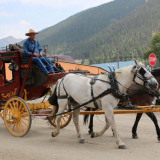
[83,108,91,125]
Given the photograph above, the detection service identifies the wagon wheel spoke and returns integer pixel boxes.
[16,122,18,133]
[16,101,20,110]
[21,112,28,116]
[21,119,28,127]
[5,113,13,117]
[9,103,14,112]
[19,103,24,112]
[20,105,26,114]
[6,118,14,122]
[63,114,70,118]
[62,117,66,123]
[8,120,14,127]
[15,101,19,110]
[19,121,25,131]
[12,122,16,131]
[21,117,29,121]
[12,101,17,109]
[65,115,69,119]
[18,122,22,134]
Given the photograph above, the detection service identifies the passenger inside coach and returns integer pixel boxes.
[23,29,55,75]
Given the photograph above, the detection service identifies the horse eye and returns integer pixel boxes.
[139,68,146,75]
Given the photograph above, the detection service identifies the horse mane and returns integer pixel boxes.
[151,68,160,77]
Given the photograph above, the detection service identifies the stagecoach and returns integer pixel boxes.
[0,48,74,136]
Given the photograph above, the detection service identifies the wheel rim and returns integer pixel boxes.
[4,97,31,137]
[49,113,72,129]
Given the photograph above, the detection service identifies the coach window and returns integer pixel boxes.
[5,63,14,85]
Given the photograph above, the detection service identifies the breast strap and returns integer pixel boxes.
[90,75,99,109]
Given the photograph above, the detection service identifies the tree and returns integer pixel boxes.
[144,32,160,60]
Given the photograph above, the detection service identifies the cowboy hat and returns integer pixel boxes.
[25,29,38,36]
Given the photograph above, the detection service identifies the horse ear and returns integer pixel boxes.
[134,59,139,65]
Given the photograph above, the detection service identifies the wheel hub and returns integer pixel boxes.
[12,112,21,121]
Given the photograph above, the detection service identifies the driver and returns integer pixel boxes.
[23,29,55,75]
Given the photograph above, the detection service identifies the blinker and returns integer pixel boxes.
[139,67,146,77]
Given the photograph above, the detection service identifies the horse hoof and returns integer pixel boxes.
[91,132,95,138]
[89,130,93,135]
[119,145,126,149]
[51,132,55,137]
[132,134,139,139]
[79,139,85,144]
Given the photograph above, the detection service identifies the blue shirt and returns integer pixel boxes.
[23,38,43,57]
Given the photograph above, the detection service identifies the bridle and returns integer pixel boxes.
[132,65,154,87]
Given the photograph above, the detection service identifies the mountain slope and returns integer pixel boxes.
[77,0,160,63]
[0,36,22,48]
[36,0,145,59]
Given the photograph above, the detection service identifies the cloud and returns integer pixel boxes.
[0,20,31,39]
[19,20,30,26]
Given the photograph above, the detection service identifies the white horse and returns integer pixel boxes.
[49,60,158,149]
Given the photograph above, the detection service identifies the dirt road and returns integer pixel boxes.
[0,112,160,160]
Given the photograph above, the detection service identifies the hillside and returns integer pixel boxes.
[35,0,146,62]
[83,0,160,64]
[76,0,160,63]
[0,36,22,48]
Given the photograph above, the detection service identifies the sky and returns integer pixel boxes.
[0,0,112,39]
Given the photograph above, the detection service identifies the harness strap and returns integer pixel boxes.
[129,87,160,99]
[90,75,99,109]
[57,78,68,99]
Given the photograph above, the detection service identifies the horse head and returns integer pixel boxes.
[132,59,158,91]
